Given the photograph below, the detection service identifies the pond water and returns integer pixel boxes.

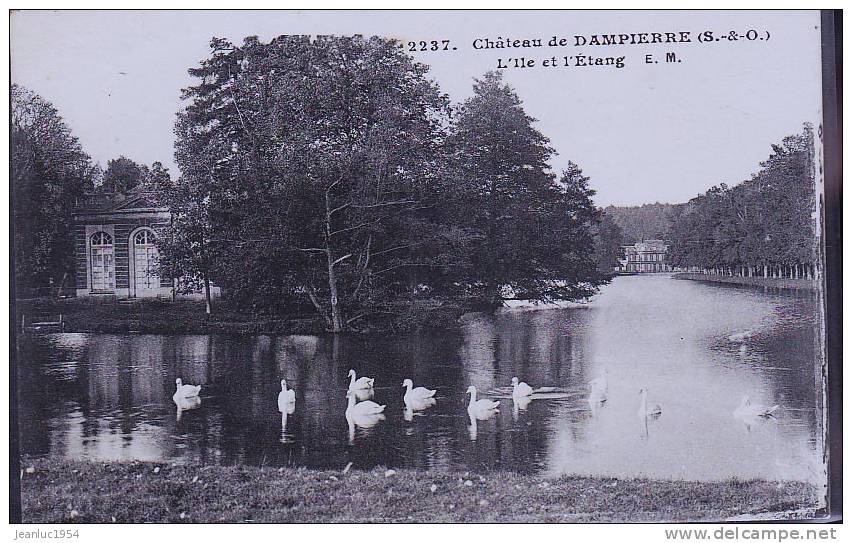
[16,275,825,483]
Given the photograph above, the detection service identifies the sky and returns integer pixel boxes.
[10,10,823,206]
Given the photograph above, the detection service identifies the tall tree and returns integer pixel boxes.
[447,72,607,306]
[11,84,96,295]
[169,35,454,329]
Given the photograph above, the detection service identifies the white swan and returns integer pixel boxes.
[734,395,779,418]
[589,375,608,403]
[345,390,386,416]
[466,385,500,414]
[345,391,385,444]
[278,379,296,413]
[174,378,201,400]
[638,388,662,419]
[347,369,375,391]
[402,378,436,404]
[510,377,534,398]
[468,406,500,440]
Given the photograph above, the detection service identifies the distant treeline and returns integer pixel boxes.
[666,125,817,279]
[603,125,818,281]
[603,203,675,244]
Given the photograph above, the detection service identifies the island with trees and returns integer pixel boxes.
[12,35,819,334]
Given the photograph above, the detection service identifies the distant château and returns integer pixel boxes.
[618,239,672,273]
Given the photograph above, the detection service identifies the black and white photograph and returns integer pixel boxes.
[9,8,841,526]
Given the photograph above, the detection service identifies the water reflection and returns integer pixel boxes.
[174,395,201,421]
[17,276,824,483]
[404,396,436,415]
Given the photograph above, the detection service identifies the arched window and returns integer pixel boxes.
[133,229,155,245]
[90,231,115,291]
[131,228,160,292]
[91,231,113,246]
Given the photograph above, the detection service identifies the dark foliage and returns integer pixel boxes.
[11,85,97,296]
[667,125,817,278]
[603,202,676,244]
[164,39,608,328]
[98,156,174,194]
[445,73,608,306]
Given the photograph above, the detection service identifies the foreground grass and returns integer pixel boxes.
[19,459,821,523]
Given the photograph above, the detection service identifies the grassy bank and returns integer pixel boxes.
[15,297,467,335]
[673,273,818,291]
[15,297,324,335]
[19,459,821,523]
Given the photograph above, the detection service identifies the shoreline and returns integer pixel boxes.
[17,274,815,337]
[14,297,464,337]
[672,272,819,291]
[18,459,822,523]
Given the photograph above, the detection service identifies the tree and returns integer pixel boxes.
[11,84,96,296]
[98,157,174,194]
[169,35,454,329]
[446,72,607,306]
[593,211,624,274]
[157,178,215,312]
[140,161,174,193]
[100,156,144,193]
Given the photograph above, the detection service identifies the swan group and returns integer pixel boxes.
[173,372,780,446]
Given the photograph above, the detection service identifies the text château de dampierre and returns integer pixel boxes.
[472,32,694,49]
